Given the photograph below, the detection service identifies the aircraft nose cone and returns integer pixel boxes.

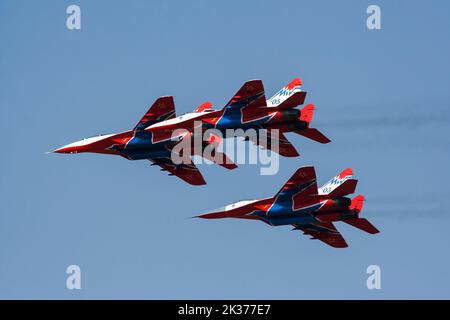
[53,145,81,154]
[52,134,114,155]
[53,147,65,153]
[53,146,67,153]
[53,148,74,154]
[196,211,228,219]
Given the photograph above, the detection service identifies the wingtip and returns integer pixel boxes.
[189,181,207,186]
[223,163,238,170]
[371,228,381,235]
[321,137,332,144]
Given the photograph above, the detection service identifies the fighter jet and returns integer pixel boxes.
[197,166,379,248]
[146,78,330,157]
[53,96,236,185]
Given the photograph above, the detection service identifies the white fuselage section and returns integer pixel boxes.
[146,111,211,130]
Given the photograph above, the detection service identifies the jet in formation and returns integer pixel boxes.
[146,77,330,157]
[54,78,330,184]
[53,96,236,185]
[197,166,379,248]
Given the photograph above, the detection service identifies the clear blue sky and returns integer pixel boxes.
[1,0,449,299]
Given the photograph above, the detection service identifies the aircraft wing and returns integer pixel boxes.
[224,80,266,109]
[178,131,238,171]
[267,166,318,214]
[134,96,176,131]
[293,221,348,248]
[247,129,299,157]
[148,156,206,186]
[276,166,318,199]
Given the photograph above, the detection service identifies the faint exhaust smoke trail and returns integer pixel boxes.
[315,104,450,129]
[364,193,448,218]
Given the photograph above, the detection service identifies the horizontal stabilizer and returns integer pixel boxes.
[343,195,378,234]
[276,92,307,109]
[327,179,358,197]
[247,130,299,157]
[343,218,379,234]
[294,128,331,144]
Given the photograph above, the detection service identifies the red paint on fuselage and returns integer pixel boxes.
[53,131,133,156]
[198,194,359,230]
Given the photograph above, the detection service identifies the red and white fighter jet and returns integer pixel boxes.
[197,166,379,248]
[53,96,236,185]
[145,78,330,157]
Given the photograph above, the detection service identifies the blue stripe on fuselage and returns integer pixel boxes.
[251,202,324,226]
[215,111,273,130]
[119,132,174,160]
[268,201,323,216]
[260,214,317,226]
